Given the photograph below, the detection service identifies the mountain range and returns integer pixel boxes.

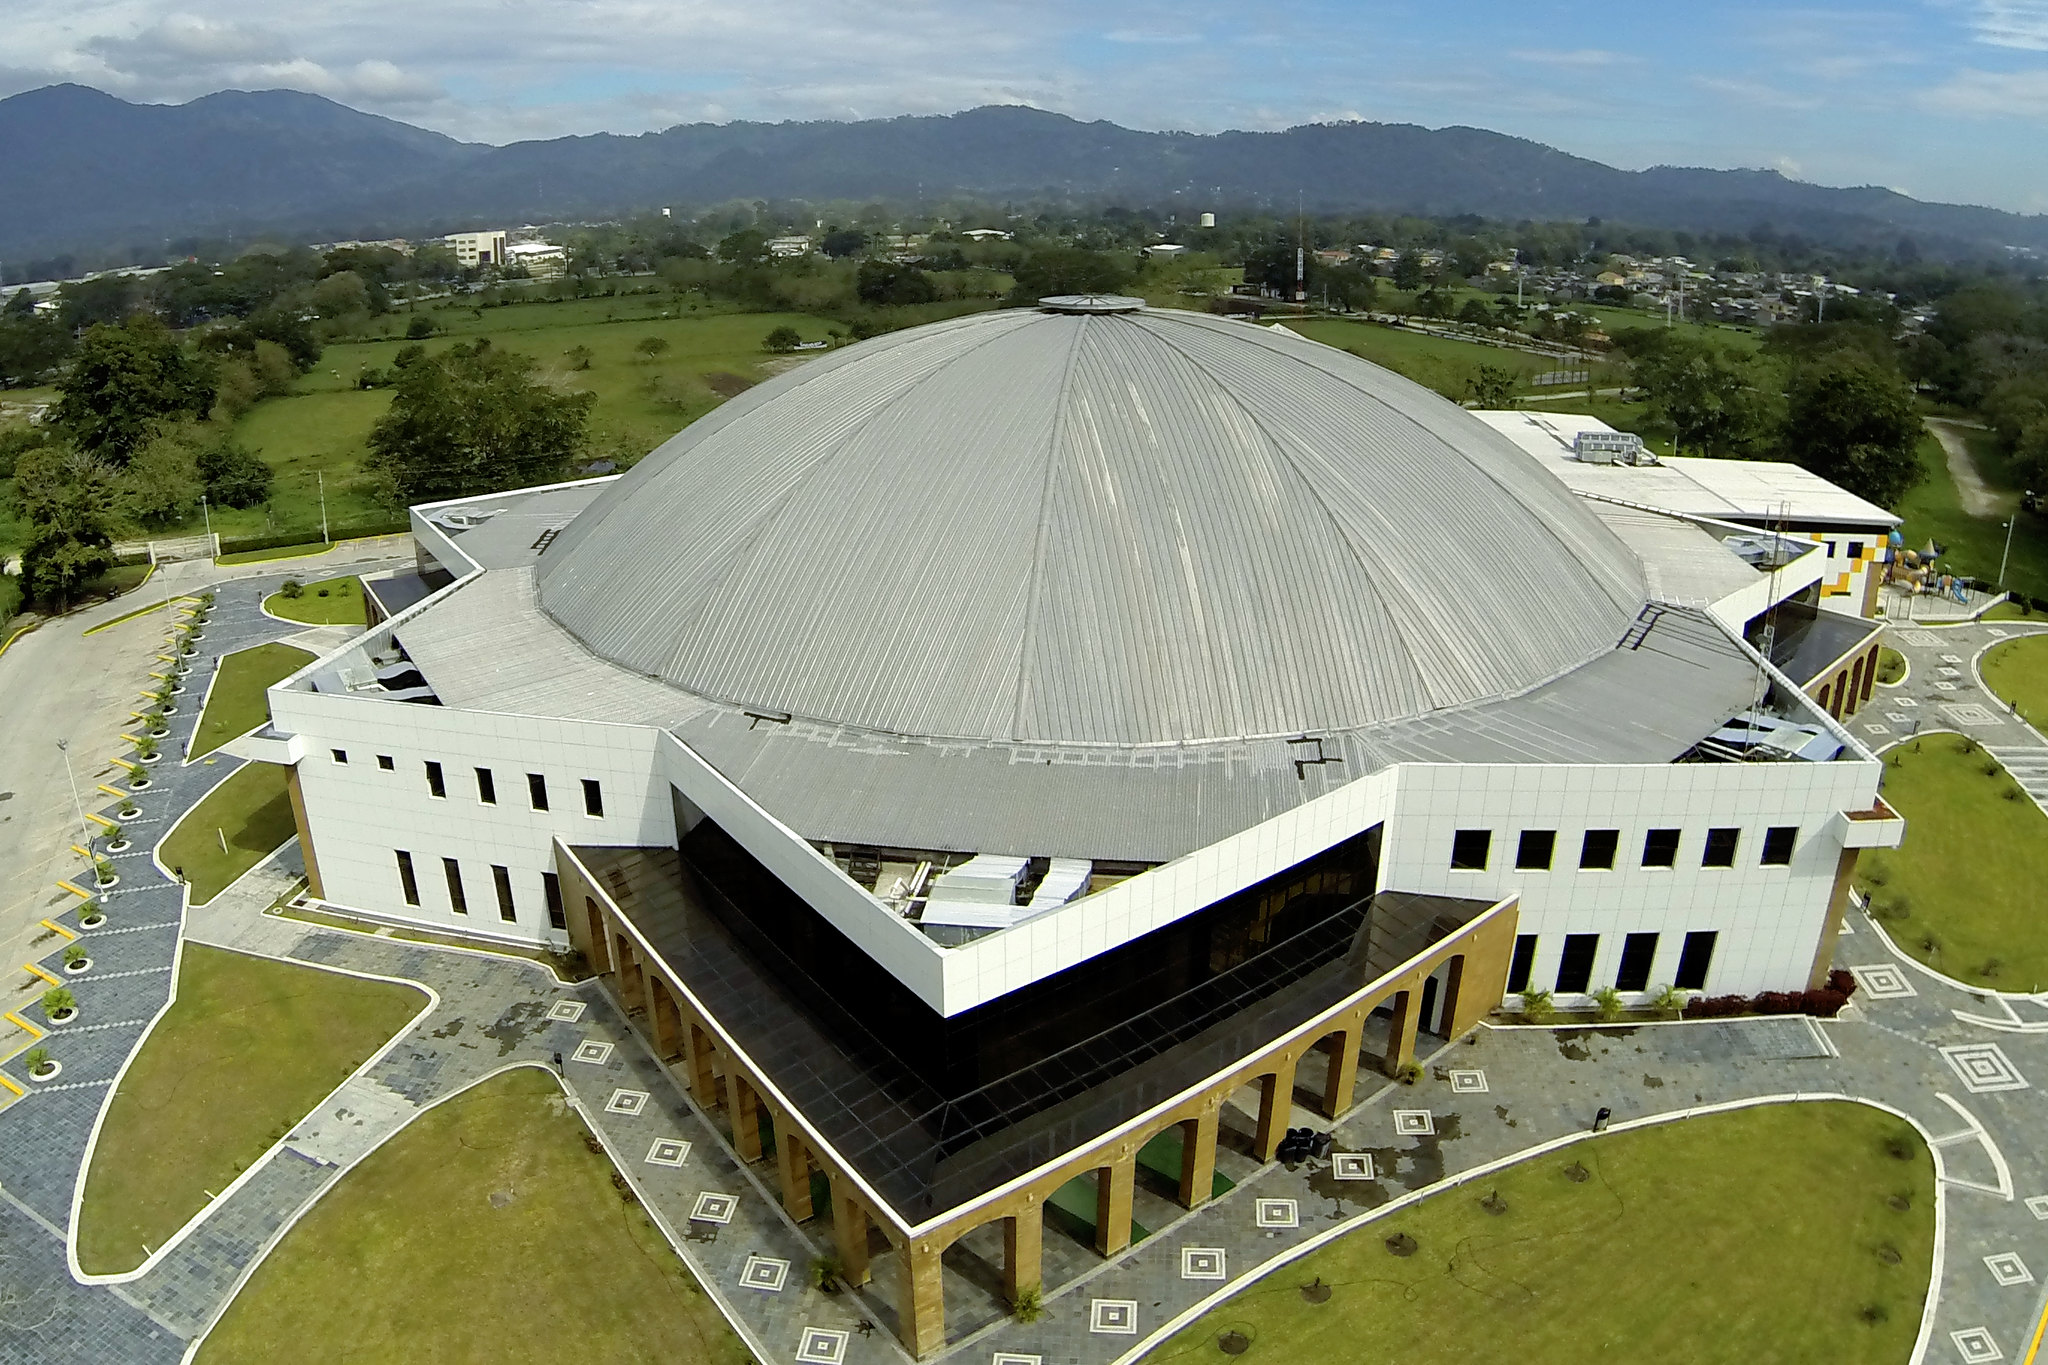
[4,83,2045,267]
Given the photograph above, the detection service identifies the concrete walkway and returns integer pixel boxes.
[5,583,2048,1364]
[1927,418,2007,520]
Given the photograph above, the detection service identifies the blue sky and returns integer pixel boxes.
[7,1,2048,212]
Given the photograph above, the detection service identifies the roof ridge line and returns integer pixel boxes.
[1007,312,1089,740]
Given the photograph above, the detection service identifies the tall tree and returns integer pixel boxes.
[1781,352,1925,510]
[1622,332,1777,458]
[1007,249,1131,303]
[366,341,595,504]
[55,316,215,465]
[13,447,118,611]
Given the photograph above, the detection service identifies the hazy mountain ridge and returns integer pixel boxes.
[3,85,2042,263]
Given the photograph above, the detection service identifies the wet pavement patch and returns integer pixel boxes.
[482,1000,546,1055]
[431,1016,464,1039]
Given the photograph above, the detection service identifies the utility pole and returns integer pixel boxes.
[200,495,212,548]
[56,739,90,854]
[318,470,330,545]
[2001,496,2029,586]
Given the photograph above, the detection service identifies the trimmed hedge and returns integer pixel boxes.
[1683,970,1858,1021]
[217,519,409,557]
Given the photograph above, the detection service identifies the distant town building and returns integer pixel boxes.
[445,231,509,268]
[765,235,814,258]
[961,228,1013,241]
[505,242,567,278]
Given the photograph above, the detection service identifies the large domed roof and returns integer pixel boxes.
[536,306,1647,748]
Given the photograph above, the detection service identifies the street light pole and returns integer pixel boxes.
[2000,495,2028,587]
[318,469,329,546]
[56,738,90,854]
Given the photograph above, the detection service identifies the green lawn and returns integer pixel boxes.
[217,542,335,566]
[1291,317,1606,402]
[263,576,367,626]
[1894,431,2048,603]
[1984,599,2045,622]
[1148,1101,1932,1365]
[160,762,298,904]
[191,644,315,759]
[1859,734,2048,987]
[1982,635,2048,724]
[198,1067,751,1365]
[76,945,423,1274]
[1876,647,1907,685]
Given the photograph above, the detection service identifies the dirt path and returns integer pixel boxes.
[1926,416,2008,518]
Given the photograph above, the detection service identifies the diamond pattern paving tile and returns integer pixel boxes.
[1332,1152,1375,1181]
[689,1192,737,1224]
[2026,1195,2048,1220]
[1951,1326,2002,1363]
[1448,1068,1487,1093]
[1941,1043,2028,1094]
[1181,1247,1226,1280]
[1849,964,1916,999]
[1255,1198,1299,1229]
[644,1137,690,1167]
[605,1088,649,1115]
[570,1039,613,1065]
[1985,1252,2032,1286]
[1090,1300,1139,1334]
[796,1327,849,1363]
[1394,1109,1435,1135]
[740,1255,790,1292]
[547,999,587,1022]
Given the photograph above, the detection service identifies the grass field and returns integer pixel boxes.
[263,576,367,626]
[1289,317,1615,402]
[160,762,297,903]
[1859,734,2048,988]
[75,945,423,1274]
[191,644,316,759]
[216,542,336,566]
[1982,635,2048,723]
[1894,430,2048,603]
[1876,647,1907,685]
[198,1066,751,1365]
[1147,1101,1932,1365]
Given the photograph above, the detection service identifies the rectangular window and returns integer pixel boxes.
[1702,827,1739,867]
[475,767,496,805]
[1450,829,1492,870]
[1579,828,1619,869]
[582,778,604,818]
[331,748,348,764]
[1515,829,1556,871]
[528,772,549,811]
[377,754,394,771]
[1761,826,1797,866]
[542,871,566,930]
[1675,930,1718,990]
[1848,541,1864,560]
[1555,934,1599,993]
[1507,934,1538,993]
[492,864,516,922]
[442,857,467,914]
[425,761,446,799]
[1642,828,1680,867]
[1615,932,1659,991]
[395,851,419,906]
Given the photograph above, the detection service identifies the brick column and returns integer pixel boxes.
[1255,1056,1297,1161]
[903,1236,947,1358]
[1003,1201,1043,1302]
[771,1109,814,1220]
[612,930,644,1012]
[649,977,682,1060]
[682,1022,721,1110]
[1320,1024,1359,1115]
[726,1069,763,1161]
[829,1173,871,1286]
[1094,1148,1136,1256]
[1383,988,1418,1078]
[1177,1104,1221,1208]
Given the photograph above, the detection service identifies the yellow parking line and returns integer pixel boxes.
[0,1073,23,1098]
[38,920,76,942]
[24,965,61,987]
[69,844,90,859]
[85,812,117,829]
[2024,1297,2048,1364]
[55,880,92,899]
[94,784,126,799]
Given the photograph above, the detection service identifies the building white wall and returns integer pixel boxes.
[271,688,667,945]
[273,688,1881,1006]
[1381,757,1879,999]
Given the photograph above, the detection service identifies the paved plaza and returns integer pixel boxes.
[3,582,2048,1364]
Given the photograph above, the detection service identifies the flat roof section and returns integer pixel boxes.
[1476,410,1900,530]
[571,842,1495,1225]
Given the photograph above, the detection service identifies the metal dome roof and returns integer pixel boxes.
[536,307,1648,749]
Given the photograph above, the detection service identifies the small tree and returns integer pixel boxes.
[63,943,87,967]
[133,734,157,759]
[634,336,671,360]
[280,578,304,599]
[125,762,147,785]
[94,858,116,885]
[1591,986,1626,1022]
[763,325,803,353]
[24,1046,50,1074]
[1467,365,1518,409]
[564,345,593,371]
[42,986,75,1017]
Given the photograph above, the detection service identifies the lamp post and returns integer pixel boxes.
[2000,493,2031,588]
[56,738,90,853]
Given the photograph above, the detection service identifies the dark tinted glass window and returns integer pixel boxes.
[396,851,419,906]
[331,749,347,764]
[443,857,467,913]
[425,761,445,799]
[1507,934,1538,993]
[1515,830,1556,871]
[377,754,394,771]
[1450,829,1491,871]
[1702,827,1739,867]
[528,773,549,811]
[1642,828,1680,867]
[476,768,497,804]
[1615,932,1659,991]
[492,864,515,922]
[542,872,566,930]
[1675,931,1718,989]
[1555,934,1599,993]
[583,778,604,818]
[1761,826,1797,865]
[1580,829,1619,869]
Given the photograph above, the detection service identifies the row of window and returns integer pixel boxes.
[331,750,606,818]
[394,850,569,931]
[1506,929,1717,995]
[1451,824,1796,873]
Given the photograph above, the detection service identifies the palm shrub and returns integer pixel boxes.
[126,763,147,784]
[63,944,87,967]
[1012,1284,1045,1323]
[132,734,157,759]
[1591,986,1626,1022]
[1518,987,1554,1023]
[280,578,305,599]
[1649,984,1688,1017]
[24,1046,50,1074]
[41,987,75,1017]
[93,858,116,886]
[809,1254,845,1291]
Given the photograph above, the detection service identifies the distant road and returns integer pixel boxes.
[1926,416,2007,519]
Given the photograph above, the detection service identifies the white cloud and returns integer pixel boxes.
[1691,76,1824,111]
[1967,0,2048,49]
[1508,48,1628,69]
[1919,65,2048,115]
